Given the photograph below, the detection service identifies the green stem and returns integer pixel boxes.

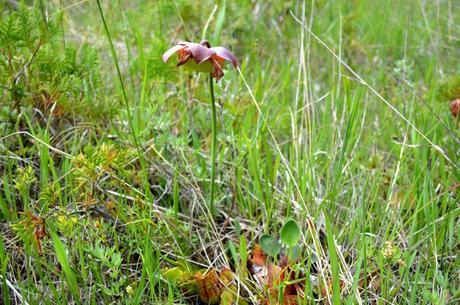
[209,75,217,216]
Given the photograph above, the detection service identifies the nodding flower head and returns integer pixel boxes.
[162,40,238,81]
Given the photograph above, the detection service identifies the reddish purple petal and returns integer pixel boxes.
[210,47,238,68]
[210,58,224,81]
[187,43,215,64]
[162,45,186,63]
[176,40,190,45]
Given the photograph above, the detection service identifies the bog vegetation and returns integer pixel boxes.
[0,1,459,304]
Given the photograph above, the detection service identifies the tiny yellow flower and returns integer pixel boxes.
[382,241,396,259]
[126,285,134,296]
[57,215,67,225]
[397,259,406,268]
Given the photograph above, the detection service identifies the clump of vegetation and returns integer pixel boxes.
[0,1,459,304]
[438,75,460,102]
[0,2,113,138]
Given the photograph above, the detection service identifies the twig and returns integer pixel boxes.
[14,40,43,85]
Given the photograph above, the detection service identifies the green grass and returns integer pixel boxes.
[0,0,459,304]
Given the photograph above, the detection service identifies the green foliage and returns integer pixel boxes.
[239,234,248,269]
[14,165,36,196]
[0,0,458,304]
[325,213,340,305]
[51,231,80,299]
[0,2,113,138]
[10,212,38,253]
[259,234,281,257]
[437,75,460,102]
[86,243,126,297]
[135,36,176,81]
[280,219,301,247]
[73,143,131,180]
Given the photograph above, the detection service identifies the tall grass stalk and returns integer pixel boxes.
[95,0,150,194]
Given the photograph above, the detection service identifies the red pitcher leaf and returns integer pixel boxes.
[251,244,267,266]
[219,268,236,286]
[195,270,223,304]
[250,244,307,305]
[267,264,284,289]
[193,268,242,304]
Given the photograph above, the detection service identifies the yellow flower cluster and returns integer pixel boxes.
[381,241,396,259]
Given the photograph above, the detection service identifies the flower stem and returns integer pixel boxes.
[209,75,217,216]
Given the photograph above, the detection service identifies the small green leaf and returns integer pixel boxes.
[0,194,11,220]
[51,232,79,298]
[234,218,241,236]
[260,234,281,257]
[227,240,238,265]
[239,235,247,268]
[280,219,301,247]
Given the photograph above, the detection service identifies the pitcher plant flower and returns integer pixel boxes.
[450,98,460,118]
[162,39,238,216]
[162,40,238,81]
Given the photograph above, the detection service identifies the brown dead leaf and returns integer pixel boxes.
[18,212,48,255]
